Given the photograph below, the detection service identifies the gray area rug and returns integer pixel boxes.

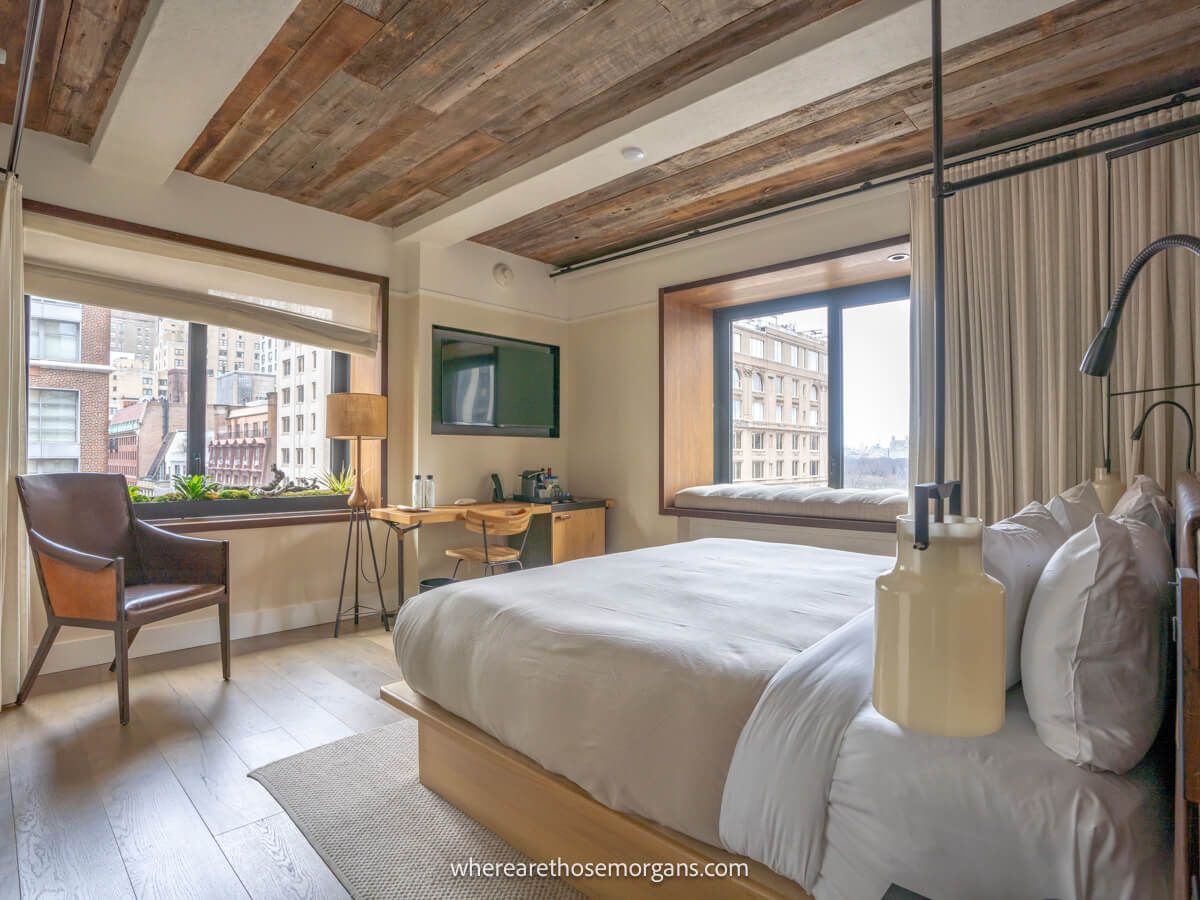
[250,718,580,899]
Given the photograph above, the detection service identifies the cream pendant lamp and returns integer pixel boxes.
[872,0,1006,738]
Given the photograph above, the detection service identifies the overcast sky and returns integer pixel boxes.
[756,300,911,450]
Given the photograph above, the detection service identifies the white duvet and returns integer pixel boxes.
[394,538,1170,899]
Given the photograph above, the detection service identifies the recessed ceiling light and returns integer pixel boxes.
[621,146,645,161]
[887,252,910,262]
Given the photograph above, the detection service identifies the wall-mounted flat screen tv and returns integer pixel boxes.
[432,326,559,437]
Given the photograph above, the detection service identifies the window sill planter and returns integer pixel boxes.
[133,493,351,521]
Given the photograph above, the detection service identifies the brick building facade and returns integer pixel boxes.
[27,298,113,474]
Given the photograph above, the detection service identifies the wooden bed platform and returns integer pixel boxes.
[379,680,810,899]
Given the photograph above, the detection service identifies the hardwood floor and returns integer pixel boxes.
[0,622,404,899]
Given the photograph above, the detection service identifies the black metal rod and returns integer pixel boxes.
[947,114,1200,192]
[1110,380,1200,398]
[6,0,45,174]
[548,90,1199,278]
[931,0,947,512]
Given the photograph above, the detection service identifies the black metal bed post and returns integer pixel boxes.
[930,0,948,517]
[6,0,45,175]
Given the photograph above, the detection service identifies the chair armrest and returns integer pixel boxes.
[27,528,121,621]
[28,528,117,571]
[134,519,228,586]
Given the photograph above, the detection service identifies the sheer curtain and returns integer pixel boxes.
[0,175,29,706]
[910,101,1200,522]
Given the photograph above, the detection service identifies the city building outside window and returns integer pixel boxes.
[718,278,910,488]
[751,431,764,450]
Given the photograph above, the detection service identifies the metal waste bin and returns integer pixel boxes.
[418,577,457,593]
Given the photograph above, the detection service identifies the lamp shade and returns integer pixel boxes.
[874,515,1005,736]
[1079,323,1118,377]
[327,393,387,439]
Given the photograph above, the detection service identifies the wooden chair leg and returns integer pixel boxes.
[114,626,131,726]
[16,622,60,705]
[108,626,140,673]
[218,602,231,681]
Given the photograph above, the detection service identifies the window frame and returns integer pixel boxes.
[712,276,910,488]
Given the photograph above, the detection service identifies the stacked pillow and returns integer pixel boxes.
[1019,477,1174,774]
[982,502,1067,689]
[1111,474,1174,546]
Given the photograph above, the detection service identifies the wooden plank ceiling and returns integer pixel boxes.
[475,0,1200,265]
[0,0,151,143]
[177,0,862,227]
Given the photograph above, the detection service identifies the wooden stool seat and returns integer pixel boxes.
[445,506,533,578]
[445,544,522,564]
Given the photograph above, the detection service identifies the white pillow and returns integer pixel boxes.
[1111,474,1174,546]
[1047,480,1103,535]
[1021,515,1171,773]
[983,502,1067,688]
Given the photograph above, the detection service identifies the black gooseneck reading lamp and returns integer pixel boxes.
[1132,400,1195,472]
[1080,235,1200,481]
[1080,235,1200,377]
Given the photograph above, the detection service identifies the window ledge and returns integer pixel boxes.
[669,483,907,533]
[149,508,353,533]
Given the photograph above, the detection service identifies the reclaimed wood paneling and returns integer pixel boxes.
[177,0,862,221]
[0,0,150,143]
[177,0,342,171]
[192,3,383,181]
[475,0,1200,265]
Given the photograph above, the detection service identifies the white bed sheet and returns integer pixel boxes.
[814,690,1171,900]
[393,537,888,845]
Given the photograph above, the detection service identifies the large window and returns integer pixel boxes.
[25,296,352,514]
[715,277,910,489]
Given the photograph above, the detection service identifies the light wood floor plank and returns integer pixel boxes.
[0,622,401,899]
[228,727,307,771]
[157,660,281,746]
[217,813,349,900]
[6,684,135,899]
[258,645,401,734]
[125,672,280,836]
[0,714,22,898]
[222,656,356,751]
[81,710,251,899]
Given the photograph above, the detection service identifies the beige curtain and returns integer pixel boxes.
[0,175,29,706]
[911,101,1200,522]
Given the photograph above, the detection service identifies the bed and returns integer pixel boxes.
[384,519,1182,898]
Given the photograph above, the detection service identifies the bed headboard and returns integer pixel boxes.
[1174,472,1200,900]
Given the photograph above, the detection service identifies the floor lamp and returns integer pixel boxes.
[327,392,389,637]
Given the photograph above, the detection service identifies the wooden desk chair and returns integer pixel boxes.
[14,473,230,725]
[445,507,533,579]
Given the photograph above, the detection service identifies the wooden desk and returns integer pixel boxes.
[371,499,611,604]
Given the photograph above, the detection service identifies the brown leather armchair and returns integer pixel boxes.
[15,473,230,725]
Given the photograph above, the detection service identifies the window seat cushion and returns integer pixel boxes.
[674,483,908,523]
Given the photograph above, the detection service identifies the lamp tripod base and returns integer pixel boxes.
[335,506,390,637]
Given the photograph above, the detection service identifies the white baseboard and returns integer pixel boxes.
[41,594,384,674]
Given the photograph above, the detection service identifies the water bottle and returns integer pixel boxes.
[412,474,423,507]
[425,474,436,508]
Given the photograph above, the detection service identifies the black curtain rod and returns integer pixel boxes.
[549,89,1199,277]
[5,0,45,176]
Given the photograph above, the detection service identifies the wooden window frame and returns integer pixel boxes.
[22,201,389,530]
[658,236,910,532]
